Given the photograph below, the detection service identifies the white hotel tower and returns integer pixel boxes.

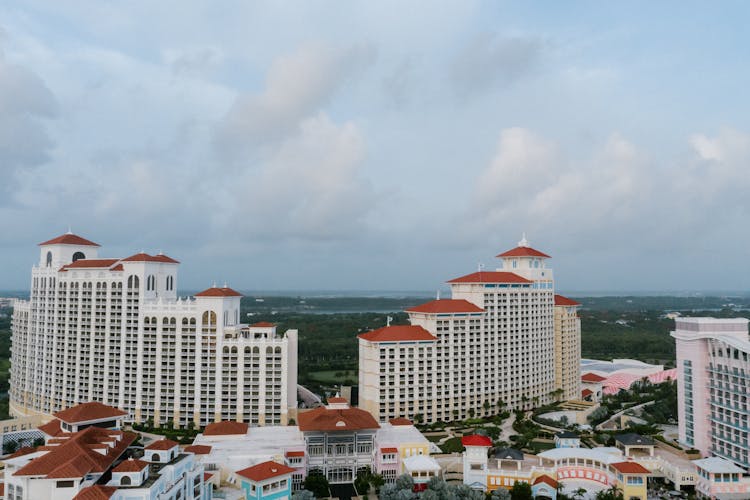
[359,237,581,424]
[10,233,298,428]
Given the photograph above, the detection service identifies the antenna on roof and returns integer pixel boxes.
[66,226,73,235]
[386,316,393,327]
[519,232,529,247]
[478,262,484,272]
[223,281,228,288]
[436,289,440,300]
[211,281,217,288]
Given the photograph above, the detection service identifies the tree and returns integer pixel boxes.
[292,491,316,500]
[572,487,587,500]
[370,473,385,493]
[395,474,414,492]
[483,400,491,415]
[491,488,511,500]
[413,413,424,424]
[509,481,532,500]
[3,440,18,455]
[288,418,296,425]
[595,485,624,500]
[469,408,476,419]
[303,471,330,498]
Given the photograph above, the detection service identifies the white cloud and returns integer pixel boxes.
[0,56,58,195]
[215,42,376,159]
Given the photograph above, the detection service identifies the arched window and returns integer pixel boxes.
[165,276,174,291]
[202,311,217,326]
[151,453,160,462]
[146,275,156,291]
[46,251,52,267]
[121,475,131,486]
[127,275,140,289]
[72,251,85,262]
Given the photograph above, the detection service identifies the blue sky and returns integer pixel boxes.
[1,1,749,293]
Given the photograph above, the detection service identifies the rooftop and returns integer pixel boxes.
[39,233,100,247]
[358,325,436,343]
[447,271,532,284]
[614,433,655,446]
[405,299,483,314]
[203,421,249,436]
[692,456,746,474]
[195,286,243,298]
[53,402,127,424]
[236,460,296,482]
[298,405,379,432]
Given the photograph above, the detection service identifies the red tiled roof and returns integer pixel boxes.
[533,474,559,488]
[204,472,213,481]
[112,458,148,472]
[381,447,399,454]
[14,427,136,478]
[389,417,413,426]
[406,299,483,314]
[497,246,550,258]
[285,450,305,457]
[121,252,179,264]
[54,402,127,424]
[195,286,242,297]
[328,397,348,404]
[61,259,120,270]
[145,439,178,450]
[39,234,100,247]
[110,264,124,271]
[358,325,436,343]
[582,389,593,397]
[250,321,276,328]
[610,461,650,474]
[581,373,607,383]
[461,435,492,447]
[555,294,581,306]
[447,271,532,284]
[204,421,249,436]
[184,445,212,455]
[38,419,64,437]
[236,461,296,482]
[73,485,118,500]
[298,406,379,432]
[8,446,39,458]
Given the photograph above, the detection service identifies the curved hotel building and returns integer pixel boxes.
[358,237,581,424]
[10,233,297,428]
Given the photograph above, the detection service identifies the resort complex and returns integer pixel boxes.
[9,233,298,428]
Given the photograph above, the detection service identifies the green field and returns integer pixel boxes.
[307,370,358,384]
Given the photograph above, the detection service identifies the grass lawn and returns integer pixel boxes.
[306,370,358,384]
[426,434,449,442]
[528,440,556,452]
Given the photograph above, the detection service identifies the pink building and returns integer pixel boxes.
[672,318,750,470]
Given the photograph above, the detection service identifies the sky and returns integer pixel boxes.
[1,1,749,293]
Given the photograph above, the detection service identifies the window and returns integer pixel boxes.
[46,251,52,267]
[57,480,75,487]
[121,475,132,486]
[146,275,156,291]
[72,251,85,262]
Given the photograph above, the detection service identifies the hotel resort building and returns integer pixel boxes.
[358,237,581,424]
[10,233,298,428]
[673,318,750,474]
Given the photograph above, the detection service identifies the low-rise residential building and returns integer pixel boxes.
[1,401,210,500]
[236,461,295,500]
[692,456,750,499]
[462,433,700,498]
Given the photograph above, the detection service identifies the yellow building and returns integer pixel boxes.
[554,295,582,401]
[610,461,650,500]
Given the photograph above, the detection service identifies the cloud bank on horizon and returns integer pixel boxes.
[0,1,749,293]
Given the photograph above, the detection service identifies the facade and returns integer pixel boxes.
[693,457,750,499]
[462,432,700,497]
[359,237,581,424]
[10,233,298,428]
[672,317,750,469]
[553,295,581,401]
[189,402,438,491]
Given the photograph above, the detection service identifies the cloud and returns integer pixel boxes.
[230,112,372,242]
[215,42,376,160]
[0,56,58,194]
[450,34,543,97]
